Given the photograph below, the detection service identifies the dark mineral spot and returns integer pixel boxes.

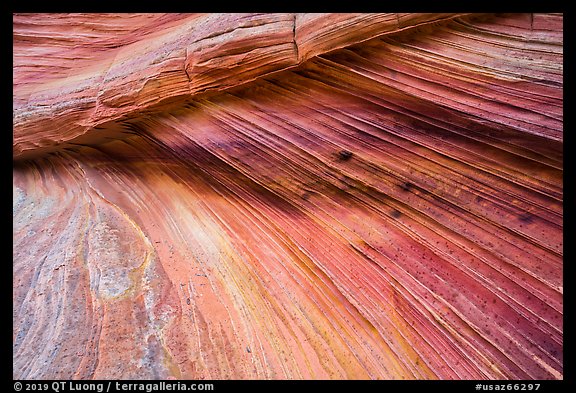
[338,150,353,161]
[519,212,533,223]
[401,182,413,192]
[391,209,402,218]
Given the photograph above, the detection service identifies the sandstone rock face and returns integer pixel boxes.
[13,13,562,380]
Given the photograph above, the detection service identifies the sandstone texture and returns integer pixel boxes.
[13,13,562,379]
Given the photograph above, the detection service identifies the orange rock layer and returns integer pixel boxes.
[13,13,563,379]
[13,13,469,159]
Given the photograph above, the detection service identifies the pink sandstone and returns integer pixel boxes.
[13,13,563,380]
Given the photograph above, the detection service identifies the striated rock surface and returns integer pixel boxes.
[13,13,562,380]
[13,13,470,159]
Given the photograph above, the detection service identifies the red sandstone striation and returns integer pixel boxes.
[13,13,470,159]
[13,13,562,380]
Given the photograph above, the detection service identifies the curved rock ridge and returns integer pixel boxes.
[13,13,562,380]
[13,13,471,159]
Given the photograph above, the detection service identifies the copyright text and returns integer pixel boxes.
[13,382,214,393]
